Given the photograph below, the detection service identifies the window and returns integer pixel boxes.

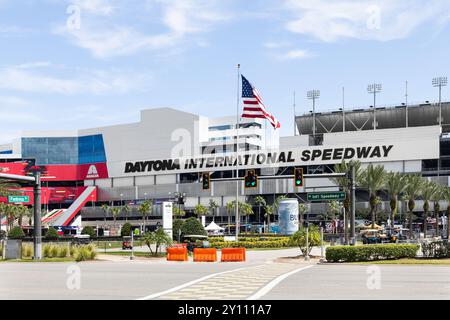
[208,125,233,131]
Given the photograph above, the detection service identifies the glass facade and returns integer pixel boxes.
[0,150,12,154]
[22,134,106,165]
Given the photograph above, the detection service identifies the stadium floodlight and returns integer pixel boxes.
[367,83,382,130]
[433,77,447,127]
[307,90,320,137]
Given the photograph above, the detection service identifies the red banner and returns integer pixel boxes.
[0,162,108,181]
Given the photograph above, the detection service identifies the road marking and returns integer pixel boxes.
[137,267,247,300]
[246,265,314,300]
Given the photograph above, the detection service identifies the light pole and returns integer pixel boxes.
[307,90,320,137]
[433,77,447,127]
[367,83,382,130]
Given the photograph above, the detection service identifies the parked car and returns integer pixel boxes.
[361,229,383,244]
[71,234,91,245]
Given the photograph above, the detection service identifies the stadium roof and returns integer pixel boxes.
[296,102,450,135]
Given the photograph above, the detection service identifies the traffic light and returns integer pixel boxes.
[294,168,304,188]
[245,169,258,189]
[201,172,210,190]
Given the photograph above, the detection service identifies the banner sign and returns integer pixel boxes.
[111,139,438,177]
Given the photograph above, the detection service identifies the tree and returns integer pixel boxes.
[253,196,266,224]
[110,207,121,235]
[8,226,25,239]
[421,180,438,238]
[290,225,321,256]
[298,203,308,227]
[359,164,386,229]
[122,204,132,222]
[173,206,186,219]
[120,222,132,237]
[330,160,362,241]
[141,228,172,257]
[45,227,60,240]
[81,226,96,238]
[264,205,273,233]
[404,175,423,239]
[208,199,219,222]
[0,181,19,197]
[181,217,206,236]
[385,172,406,228]
[225,201,235,234]
[194,204,208,218]
[241,203,254,229]
[101,204,110,226]
[172,219,184,241]
[442,187,450,239]
[431,184,443,237]
[138,200,153,232]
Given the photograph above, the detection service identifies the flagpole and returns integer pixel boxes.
[235,64,241,240]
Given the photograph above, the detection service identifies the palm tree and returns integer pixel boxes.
[421,180,438,238]
[122,204,131,222]
[101,204,110,226]
[194,204,208,218]
[110,207,121,235]
[253,196,266,224]
[330,160,362,240]
[225,201,235,234]
[385,172,406,228]
[404,175,423,239]
[298,203,308,227]
[138,200,153,232]
[208,199,219,222]
[431,184,443,238]
[442,187,450,239]
[172,206,186,219]
[264,205,273,233]
[359,164,386,229]
[241,203,254,230]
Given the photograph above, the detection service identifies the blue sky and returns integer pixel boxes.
[1,0,450,143]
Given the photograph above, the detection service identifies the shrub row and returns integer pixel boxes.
[209,238,292,249]
[326,244,419,263]
[21,243,97,261]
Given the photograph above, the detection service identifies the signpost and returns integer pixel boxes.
[307,192,346,202]
[8,195,30,203]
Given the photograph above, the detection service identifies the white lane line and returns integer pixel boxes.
[137,267,247,300]
[246,265,314,300]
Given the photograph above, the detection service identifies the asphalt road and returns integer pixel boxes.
[1,248,449,300]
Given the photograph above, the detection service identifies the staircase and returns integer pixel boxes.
[52,187,96,227]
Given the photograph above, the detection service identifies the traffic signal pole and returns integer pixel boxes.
[350,165,356,246]
[0,172,42,259]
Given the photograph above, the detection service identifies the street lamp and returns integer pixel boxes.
[433,77,447,126]
[307,90,320,137]
[367,83,382,130]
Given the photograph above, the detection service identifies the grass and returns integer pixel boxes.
[349,258,450,265]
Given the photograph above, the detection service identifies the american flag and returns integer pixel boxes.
[241,75,281,129]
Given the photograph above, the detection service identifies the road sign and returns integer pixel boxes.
[307,192,346,202]
[8,195,30,203]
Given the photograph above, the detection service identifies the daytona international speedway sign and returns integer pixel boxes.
[119,144,405,175]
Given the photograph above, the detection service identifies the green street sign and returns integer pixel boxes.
[307,192,346,202]
[8,195,30,203]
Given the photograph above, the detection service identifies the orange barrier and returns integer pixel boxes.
[167,247,188,261]
[221,248,246,262]
[193,248,217,262]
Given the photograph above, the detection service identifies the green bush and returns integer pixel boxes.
[81,226,96,238]
[58,246,68,258]
[120,223,132,237]
[326,244,420,263]
[180,217,206,236]
[8,226,25,239]
[43,244,51,258]
[75,244,97,262]
[45,227,59,240]
[22,244,33,258]
[289,226,321,255]
[209,237,292,249]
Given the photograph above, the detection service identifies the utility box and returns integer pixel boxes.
[5,240,22,260]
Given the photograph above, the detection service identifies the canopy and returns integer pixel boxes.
[205,221,225,231]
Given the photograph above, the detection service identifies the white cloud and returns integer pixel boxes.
[0,64,149,95]
[277,49,312,60]
[283,0,450,42]
[71,0,116,16]
[56,0,231,58]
